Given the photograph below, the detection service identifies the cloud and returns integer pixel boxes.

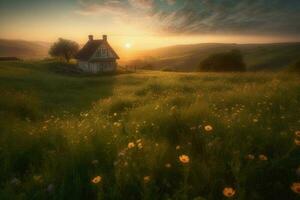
[165,0,176,5]
[76,0,300,37]
[128,0,154,9]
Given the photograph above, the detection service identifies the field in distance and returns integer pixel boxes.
[0,61,300,199]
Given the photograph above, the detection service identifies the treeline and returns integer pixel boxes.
[198,49,246,72]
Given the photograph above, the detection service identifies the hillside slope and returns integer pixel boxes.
[0,39,50,59]
[0,61,300,199]
[136,43,300,71]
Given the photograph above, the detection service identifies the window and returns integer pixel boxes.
[101,47,107,57]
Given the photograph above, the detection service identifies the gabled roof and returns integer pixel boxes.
[75,40,120,61]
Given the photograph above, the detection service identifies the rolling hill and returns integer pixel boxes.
[0,39,50,59]
[134,43,300,71]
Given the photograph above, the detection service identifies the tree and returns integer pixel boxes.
[199,49,246,72]
[49,38,79,62]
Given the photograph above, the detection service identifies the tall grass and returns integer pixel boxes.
[0,61,299,199]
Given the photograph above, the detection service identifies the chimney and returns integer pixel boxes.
[103,35,107,41]
[88,35,93,41]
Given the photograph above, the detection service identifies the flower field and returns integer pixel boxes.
[0,61,300,199]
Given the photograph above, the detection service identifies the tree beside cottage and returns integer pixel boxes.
[75,35,120,73]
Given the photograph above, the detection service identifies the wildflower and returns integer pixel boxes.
[170,106,176,112]
[295,131,300,137]
[138,142,143,149]
[10,177,21,185]
[253,118,258,123]
[291,182,300,194]
[114,113,117,116]
[47,184,54,193]
[176,145,180,150]
[128,142,135,149]
[190,126,197,131]
[165,163,172,168]
[91,176,102,184]
[92,160,99,165]
[204,125,213,132]
[179,154,190,164]
[295,139,300,146]
[246,154,255,160]
[259,154,268,161]
[223,187,236,198]
[143,176,150,183]
[33,175,42,182]
[136,139,142,143]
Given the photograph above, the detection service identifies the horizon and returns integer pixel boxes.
[1,0,300,54]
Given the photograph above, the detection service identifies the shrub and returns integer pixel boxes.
[199,49,246,72]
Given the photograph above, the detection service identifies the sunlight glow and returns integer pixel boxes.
[125,43,132,49]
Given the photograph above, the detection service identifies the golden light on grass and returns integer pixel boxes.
[179,154,190,164]
[91,176,102,184]
[223,187,236,198]
[291,182,300,194]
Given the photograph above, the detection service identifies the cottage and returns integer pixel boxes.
[75,35,119,73]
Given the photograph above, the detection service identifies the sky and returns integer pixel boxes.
[0,0,300,52]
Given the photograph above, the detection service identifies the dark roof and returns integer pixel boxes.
[75,40,120,61]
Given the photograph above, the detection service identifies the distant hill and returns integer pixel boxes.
[0,39,50,59]
[134,43,300,71]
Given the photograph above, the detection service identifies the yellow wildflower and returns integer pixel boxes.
[176,145,180,150]
[295,138,300,146]
[291,182,300,194]
[92,160,99,165]
[33,175,42,182]
[223,187,236,198]
[204,125,213,132]
[246,154,255,160]
[259,154,268,161]
[138,142,143,149]
[91,176,102,184]
[179,154,190,164]
[143,176,150,183]
[128,142,135,149]
[165,163,172,168]
[136,139,142,143]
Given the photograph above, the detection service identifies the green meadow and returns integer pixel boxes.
[0,61,300,200]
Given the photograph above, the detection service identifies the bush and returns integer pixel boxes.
[199,49,246,72]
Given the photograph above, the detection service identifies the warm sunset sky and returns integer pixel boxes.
[1,0,300,51]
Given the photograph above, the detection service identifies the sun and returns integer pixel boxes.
[125,42,132,49]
